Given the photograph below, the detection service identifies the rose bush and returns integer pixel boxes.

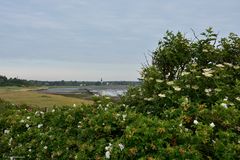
[1,28,239,159]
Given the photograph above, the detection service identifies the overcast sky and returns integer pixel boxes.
[0,0,239,81]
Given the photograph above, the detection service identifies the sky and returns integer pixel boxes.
[0,0,239,81]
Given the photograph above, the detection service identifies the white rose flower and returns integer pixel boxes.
[220,103,228,109]
[235,97,240,101]
[223,62,233,67]
[181,71,190,76]
[210,122,215,128]
[105,151,110,159]
[38,124,43,128]
[118,143,124,151]
[216,64,224,68]
[166,81,174,85]
[4,129,10,134]
[158,93,166,98]
[156,79,164,83]
[193,120,199,125]
[173,86,181,91]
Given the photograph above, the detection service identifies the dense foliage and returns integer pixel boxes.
[1,28,240,159]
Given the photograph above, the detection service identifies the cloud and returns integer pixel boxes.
[0,0,239,80]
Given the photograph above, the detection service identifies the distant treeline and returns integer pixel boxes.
[0,75,140,86]
[0,75,30,86]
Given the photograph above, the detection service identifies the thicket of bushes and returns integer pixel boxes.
[1,28,240,159]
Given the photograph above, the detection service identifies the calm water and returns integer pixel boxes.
[41,85,129,97]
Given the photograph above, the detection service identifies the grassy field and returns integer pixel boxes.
[0,86,93,108]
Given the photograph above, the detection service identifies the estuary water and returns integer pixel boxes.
[41,85,129,97]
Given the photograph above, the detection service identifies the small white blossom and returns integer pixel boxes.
[20,119,25,123]
[158,93,166,98]
[192,63,198,67]
[193,120,199,125]
[202,72,213,77]
[210,122,215,128]
[202,68,215,77]
[105,143,112,151]
[73,104,76,107]
[173,86,181,91]
[223,62,233,67]
[203,68,212,72]
[204,88,212,93]
[122,114,127,121]
[44,146,48,150]
[131,94,136,98]
[38,124,43,128]
[156,79,164,83]
[26,124,30,128]
[235,97,240,101]
[149,77,154,81]
[166,81,174,85]
[4,129,10,134]
[118,143,124,151]
[27,116,30,120]
[192,85,199,90]
[233,65,240,69]
[179,123,182,127]
[28,149,32,152]
[216,64,224,68]
[105,151,111,159]
[181,71,190,76]
[220,103,228,109]
[52,109,55,112]
[144,97,154,101]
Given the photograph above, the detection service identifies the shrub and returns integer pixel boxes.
[1,28,239,159]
